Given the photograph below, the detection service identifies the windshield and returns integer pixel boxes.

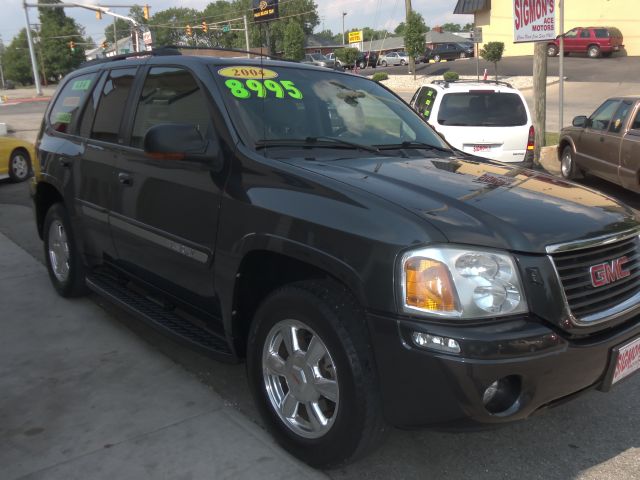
[310,54,326,60]
[211,63,448,151]
[437,92,528,127]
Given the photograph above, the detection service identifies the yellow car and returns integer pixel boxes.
[0,136,35,182]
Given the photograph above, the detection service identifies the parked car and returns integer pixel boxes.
[424,43,474,62]
[302,53,338,69]
[33,50,640,468]
[0,136,35,182]
[558,96,640,190]
[547,26,624,58]
[325,52,342,68]
[410,80,534,163]
[343,50,378,69]
[378,51,409,66]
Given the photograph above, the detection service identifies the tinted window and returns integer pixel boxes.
[565,28,579,38]
[589,99,620,131]
[91,68,137,143]
[131,67,211,149]
[415,87,438,121]
[632,109,640,130]
[594,29,610,38]
[580,29,591,38]
[48,73,97,134]
[437,92,527,127]
[610,101,632,133]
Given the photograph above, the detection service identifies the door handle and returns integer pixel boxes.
[118,172,133,186]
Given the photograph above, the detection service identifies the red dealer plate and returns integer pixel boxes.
[611,336,640,386]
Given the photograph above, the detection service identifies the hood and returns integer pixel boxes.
[288,155,639,253]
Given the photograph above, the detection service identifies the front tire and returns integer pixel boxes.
[8,149,31,182]
[434,54,441,62]
[459,52,467,59]
[43,203,88,297]
[247,280,385,468]
[560,146,579,180]
[381,60,387,67]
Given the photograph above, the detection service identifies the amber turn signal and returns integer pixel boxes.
[405,257,458,312]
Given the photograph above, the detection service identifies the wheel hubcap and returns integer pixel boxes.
[561,152,572,177]
[11,154,28,179]
[262,319,339,439]
[48,220,70,282]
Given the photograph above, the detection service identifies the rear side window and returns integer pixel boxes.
[414,87,438,121]
[130,67,211,149]
[580,29,591,38]
[90,68,137,143]
[437,92,527,127]
[48,73,96,134]
[594,29,610,38]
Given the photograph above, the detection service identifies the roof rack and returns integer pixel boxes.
[430,79,513,89]
[81,46,181,67]
[164,45,275,59]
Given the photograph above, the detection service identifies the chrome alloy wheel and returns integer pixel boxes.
[48,219,70,282]
[262,319,339,439]
[11,153,29,180]
[561,149,573,178]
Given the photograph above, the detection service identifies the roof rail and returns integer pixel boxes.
[430,79,513,89]
[81,46,181,67]
[163,45,274,59]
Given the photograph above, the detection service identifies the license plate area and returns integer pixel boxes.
[600,336,640,391]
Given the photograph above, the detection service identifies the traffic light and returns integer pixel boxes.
[202,21,208,33]
[186,25,192,36]
[95,10,102,20]
[143,4,150,20]
[69,41,75,53]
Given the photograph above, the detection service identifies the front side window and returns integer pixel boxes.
[131,67,211,149]
[437,92,527,127]
[565,28,579,38]
[90,68,137,143]
[631,109,640,131]
[609,101,632,133]
[589,99,620,131]
[212,64,447,151]
[48,73,97,134]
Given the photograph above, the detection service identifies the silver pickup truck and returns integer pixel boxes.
[558,96,640,191]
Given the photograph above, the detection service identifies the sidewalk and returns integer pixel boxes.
[0,232,328,480]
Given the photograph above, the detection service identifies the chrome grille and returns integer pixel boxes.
[551,235,640,319]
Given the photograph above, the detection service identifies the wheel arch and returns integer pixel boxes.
[34,180,65,239]
[229,235,367,358]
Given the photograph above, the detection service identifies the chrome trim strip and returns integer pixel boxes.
[545,227,640,254]
[109,215,210,264]
[79,203,109,223]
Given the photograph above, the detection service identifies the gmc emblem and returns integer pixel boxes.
[590,256,631,287]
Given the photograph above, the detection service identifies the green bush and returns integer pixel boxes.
[443,71,459,82]
[371,72,389,82]
[334,47,359,66]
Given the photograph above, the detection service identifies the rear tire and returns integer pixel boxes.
[602,52,612,58]
[247,280,386,468]
[434,54,441,62]
[459,52,467,59]
[400,59,406,66]
[588,45,601,58]
[8,149,31,182]
[358,61,366,69]
[547,44,559,57]
[43,203,89,297]
[381,60,387,67]
[560,146,579,180]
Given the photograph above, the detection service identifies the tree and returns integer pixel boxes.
[38,0,86,80]
[404,11,427,79]
[315,29,335,42]
[463,22,475,31]
[334,47,358,66]
[480,42,505,81]
[103,6,147,44]
[283,21,305,60]
[441,22,462,32]
[266,0,319,53]
[394,22,406,36]
[3,29,33,85]
[148,7,201,47]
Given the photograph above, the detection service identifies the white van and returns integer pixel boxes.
[410,80,534,163]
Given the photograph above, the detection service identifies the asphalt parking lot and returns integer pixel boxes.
[1,66,640,479]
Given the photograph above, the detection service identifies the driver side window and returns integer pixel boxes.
[589,99,620,131]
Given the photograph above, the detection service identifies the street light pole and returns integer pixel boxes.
[404,0,415,75]
[22,1,42,96]
[342,12,347,45]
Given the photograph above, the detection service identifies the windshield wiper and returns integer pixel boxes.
[255,136,380,154]
[376,141,452,153]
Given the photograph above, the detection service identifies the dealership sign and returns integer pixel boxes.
[513,0,556,43]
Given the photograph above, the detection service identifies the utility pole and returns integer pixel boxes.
[404,0,415,75]
[342,12,347,45]
[22,1,42,96]
[243,15,250,58]
[558,0,564,132]
[533,41,547,169]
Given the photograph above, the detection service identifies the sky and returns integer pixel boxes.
[1,0,472,45]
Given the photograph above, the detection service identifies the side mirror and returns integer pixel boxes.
[572,115,588,128]
[144,123,209,161]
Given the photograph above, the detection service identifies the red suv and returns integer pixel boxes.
[547,26,623,58]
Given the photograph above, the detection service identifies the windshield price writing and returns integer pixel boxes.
[224,79,303,100]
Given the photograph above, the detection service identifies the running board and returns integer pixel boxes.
[86,271,234,359]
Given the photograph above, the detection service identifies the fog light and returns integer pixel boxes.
[412,332,460,353]
[482,376,521,415]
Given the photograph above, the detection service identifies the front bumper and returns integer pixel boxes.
[367,312,640,428]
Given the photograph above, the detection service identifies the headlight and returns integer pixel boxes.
[400,246,528,319]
